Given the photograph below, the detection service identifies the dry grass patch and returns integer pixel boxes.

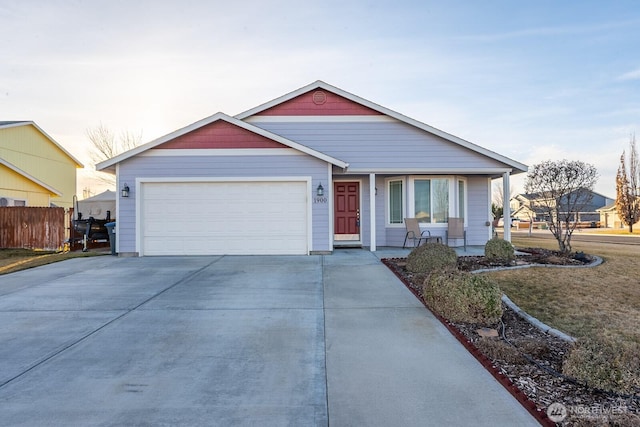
[484,236,640,344]
[0,249,107,275]
[485,235,640,394]
[581,228,640,235]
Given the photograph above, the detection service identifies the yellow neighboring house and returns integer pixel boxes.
[0,121,83,209]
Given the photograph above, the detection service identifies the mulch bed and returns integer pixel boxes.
[383,249,640,426]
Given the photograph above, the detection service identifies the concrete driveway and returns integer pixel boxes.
[0,250,538,426]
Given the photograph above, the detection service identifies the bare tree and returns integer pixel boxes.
[491,179,516,209]
[491,179,516,221]
[87,123,142,184]
[615,134,640,232]
[524,159,598,253]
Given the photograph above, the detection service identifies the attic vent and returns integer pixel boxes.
[312,91,327,105]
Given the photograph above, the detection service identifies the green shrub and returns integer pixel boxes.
[484,238,515,264]
[422,270,503,324]
[406,242,458,274]
[562,335,640,395]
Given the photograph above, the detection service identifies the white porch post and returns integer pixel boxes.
[503,171,511,242]
[369,173,376,251]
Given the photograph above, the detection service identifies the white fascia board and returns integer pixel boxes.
[137,176,311,184]
[0,158,63,196]
[236,80,528,174]
[141,148,302,157]
[245,115,397,123]
[343,167,515,175]
[96,111,348,171]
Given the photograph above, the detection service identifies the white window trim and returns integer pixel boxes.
[408,175,450,227]
[385,175,468,228]
[455,177,468,227]
[385,176,406,227]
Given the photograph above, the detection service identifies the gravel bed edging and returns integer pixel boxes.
[467,255,603,343]
[468,255,603,274]
[501,294,576,343]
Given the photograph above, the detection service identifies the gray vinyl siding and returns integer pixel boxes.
[117,153,330,254]
[466,176,492,245]
[254,121,507,170]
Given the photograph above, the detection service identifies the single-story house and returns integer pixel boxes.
[597,201,640,229]
[510,189,613,223]
[0,121,83,209]
[97,81,527,256]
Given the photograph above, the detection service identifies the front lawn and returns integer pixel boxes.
[483,236,640,345]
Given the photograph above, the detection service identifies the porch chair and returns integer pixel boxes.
[445,217,467,250]
[403,218,432,248]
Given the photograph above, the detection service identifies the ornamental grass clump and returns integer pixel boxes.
[406,242,458,274]
[422,270,503,324]
[562,335,640,395]
[484,238,515,264]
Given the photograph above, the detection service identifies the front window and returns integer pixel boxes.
[414,180,431,222]
[388,179,404,224]
[414,178,449,223]
[386,176,467,226]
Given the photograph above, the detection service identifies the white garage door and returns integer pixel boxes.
[141,181,309,255]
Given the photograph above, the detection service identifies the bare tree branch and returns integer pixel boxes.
[86,123,142,185]
[524,159,598,253]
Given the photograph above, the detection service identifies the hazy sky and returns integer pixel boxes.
[2,0,639,197]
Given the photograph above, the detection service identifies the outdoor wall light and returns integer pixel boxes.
[316,183,324,197]
[121,183,130,198]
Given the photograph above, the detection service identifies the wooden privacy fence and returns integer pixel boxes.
[0,207,66,250]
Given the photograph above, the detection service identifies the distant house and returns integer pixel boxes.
[597,201,640,229]
[0,121,83,209]
[510,189,613,223]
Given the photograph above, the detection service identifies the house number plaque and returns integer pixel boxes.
[313,197,328,204]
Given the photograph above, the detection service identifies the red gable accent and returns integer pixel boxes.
[256,89,383,116]
[156,120,286,149]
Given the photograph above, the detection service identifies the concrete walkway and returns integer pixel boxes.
[0,250,537,426]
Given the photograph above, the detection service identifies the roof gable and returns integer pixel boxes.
[0,121,83,168]
[237,81,528,175]
[156,120,287,149]
[255,89,382,116]
[97,113,348,172]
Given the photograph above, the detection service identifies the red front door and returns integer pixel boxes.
[334,182,360,241]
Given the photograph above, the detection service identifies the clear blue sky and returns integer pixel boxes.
[2,0,639,197]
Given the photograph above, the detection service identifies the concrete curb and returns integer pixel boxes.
[469,255,603,274]
[501,295,576,343]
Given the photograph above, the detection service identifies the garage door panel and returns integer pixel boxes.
[141,181,308,255]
